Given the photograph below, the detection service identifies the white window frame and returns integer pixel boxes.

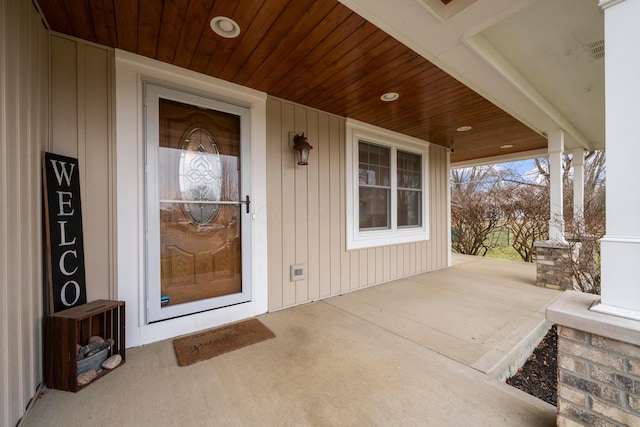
[346,119,430,250]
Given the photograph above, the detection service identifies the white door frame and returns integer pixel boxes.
[115,50,268,346]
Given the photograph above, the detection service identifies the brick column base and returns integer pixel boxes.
[534,240,575,290]
[548,291,640,426]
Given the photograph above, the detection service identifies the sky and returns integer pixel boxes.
[493,158,541,183]
[508,159,536,175]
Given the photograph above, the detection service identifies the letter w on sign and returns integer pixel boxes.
[42,152,87,313]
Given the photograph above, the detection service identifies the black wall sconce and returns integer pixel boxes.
[293,133,313,165]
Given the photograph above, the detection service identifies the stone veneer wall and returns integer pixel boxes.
[534,241,575,290]
[558,325,640,426]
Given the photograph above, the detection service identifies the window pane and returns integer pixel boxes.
[359,141,390,187]
[379,166,390,186]
[397,156,405,171]
[360,165,389,186]
[359,187,390,229]
[359,141,391,230]
[371,166,381,185]
[358,163,368,185]
[398,169,407,189]
[379,145,390,165]
[359,141,369,158]
[397,151,421,190]
[369,147,379,165]
[397,190,421,227]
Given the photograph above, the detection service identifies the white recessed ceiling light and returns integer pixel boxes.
[456,126,472,132]
[380,92,399,102]
[500,144,514,149]
[210,16,241,38]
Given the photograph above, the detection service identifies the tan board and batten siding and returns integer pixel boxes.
[267,97,450,311]
[50,34,116,302]
[0,28,115,424]
[1,1,49,425]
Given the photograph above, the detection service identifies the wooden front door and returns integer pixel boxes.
[145,83,252,322]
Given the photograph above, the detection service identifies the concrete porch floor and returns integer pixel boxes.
[24,255,561,426]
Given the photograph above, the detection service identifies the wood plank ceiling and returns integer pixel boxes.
[37,0,547,163]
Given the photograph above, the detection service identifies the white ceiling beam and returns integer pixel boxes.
[463,34,591,150]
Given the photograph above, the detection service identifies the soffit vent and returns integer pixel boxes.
[585,39,605,61]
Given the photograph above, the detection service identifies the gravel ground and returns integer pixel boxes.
[506,325,558,406]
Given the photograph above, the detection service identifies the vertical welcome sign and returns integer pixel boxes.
[42,152,87,313]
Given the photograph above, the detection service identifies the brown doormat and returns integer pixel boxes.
[173,318,275,367]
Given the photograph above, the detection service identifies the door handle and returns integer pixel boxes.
[239,195,251,213]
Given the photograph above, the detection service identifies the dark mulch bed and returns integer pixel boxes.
[506,325,558,406]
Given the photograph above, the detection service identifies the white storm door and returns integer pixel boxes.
[144,82,252,323]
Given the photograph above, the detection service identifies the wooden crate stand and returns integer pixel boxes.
[46,299,125,392]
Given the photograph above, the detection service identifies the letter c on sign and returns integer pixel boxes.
[60,280,81,306]
[59,250,78,276]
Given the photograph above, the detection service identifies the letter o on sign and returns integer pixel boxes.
[60,280,81,307]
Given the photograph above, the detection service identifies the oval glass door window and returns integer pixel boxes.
[178,126,223,225]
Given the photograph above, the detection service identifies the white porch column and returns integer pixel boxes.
[547,4,640,423]
[572,148,585,229]
[548,130,565,241]
[592,0,640,319]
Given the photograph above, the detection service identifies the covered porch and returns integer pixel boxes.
[24,255,560,426]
